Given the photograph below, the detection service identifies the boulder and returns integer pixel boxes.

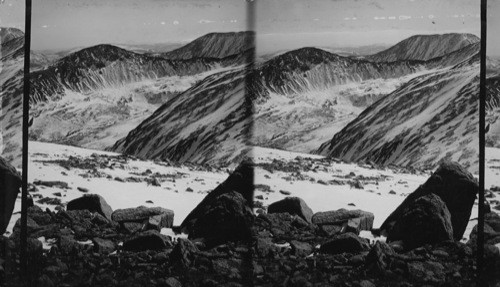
[66,194,113,221]
[290,240,313,257]
[268,197,313,223]
[92,237,116,254]
[186,191,254,245]
[387,194,454,250]
[380,161,477,241]
[366,241,395,275]
[181,161,254,231]
[320,233,370,255]
[122,230,172,251]
[312,209,374,235]
[170,238,199,268]
[112,206,174,230]
[0,156,22,234]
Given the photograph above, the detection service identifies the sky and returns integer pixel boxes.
[255,0,481,54]
[7,0,250,51]
[488,0,500,57]
[0,0,489,54]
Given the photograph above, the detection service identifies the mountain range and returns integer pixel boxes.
[0,27,25,167]
[24,31,481,171]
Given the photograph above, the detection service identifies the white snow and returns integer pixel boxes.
[253,146,478,243]
[5,141,230,236]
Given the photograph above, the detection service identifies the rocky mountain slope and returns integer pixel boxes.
[109,33,480,167]
[110,66,251,167]
[367,33,479,62]
[317,55,480,172]
[250,41,479,153]
[28,35,253,150]
[0,27,25,167]
[162,31,254,60]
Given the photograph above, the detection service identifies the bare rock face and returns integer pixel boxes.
[66,194,114,221]
[0,156,22,234]
[387,194,454,250]
[381,161,477,241]
[268,197,314,223]
[186,191,254,246]
[312,209,374,236]
[111,206,174,232]
[181,161,254,232]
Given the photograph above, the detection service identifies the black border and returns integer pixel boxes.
[19,0,31,276]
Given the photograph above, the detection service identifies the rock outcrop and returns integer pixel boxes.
[0,156,22,234]
[381,161,477,241]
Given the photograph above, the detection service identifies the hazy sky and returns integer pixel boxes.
[0,0,488,54]
[0,0,25,30]
[488,0,500,57]
[256,0,481,54]
[29,0,249,51]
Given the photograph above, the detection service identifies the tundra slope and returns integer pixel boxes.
[0,27,25,166]
[367,33,479,62]
[28,38,253,150]
[250,40,479,154]
[112,34,480,168]
[317,54,480,172]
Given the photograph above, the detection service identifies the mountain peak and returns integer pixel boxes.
[368,33,480,62]
[0,27,24,43]
[163,31,255,60]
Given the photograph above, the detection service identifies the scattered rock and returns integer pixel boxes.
[170,238,198,268]
[112,206,174,231]
[320,233,369,255]
[380,161,477,241]
[312,209,374,235]
[92,237,116,254]
[279,190,292,195]
[77,187,89,193]
[387,194,454,250]
[268,197,314,223]
[122,230,172,251]
[186,191,254,246]
[67,194,113,220]
[290,240,313,257]
[0,156,22,234]
[33,180,70,189]
[181,161,254,243]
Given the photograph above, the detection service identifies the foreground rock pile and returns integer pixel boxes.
[0,160,487,286]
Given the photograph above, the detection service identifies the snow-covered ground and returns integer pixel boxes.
[29,67,234,150]
[485,147,500,212]
[5,142,479,245]
[5,141,230,235]
[253,146,479,243]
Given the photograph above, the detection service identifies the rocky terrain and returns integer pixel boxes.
[367,33,479,62]
[317,51,480,172]
[28,32,253,152]
[0,151,483,286]
[0,27,25,167]
[161,31,254,60]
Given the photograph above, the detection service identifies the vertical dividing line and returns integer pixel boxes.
[478,0,486,283]
[20,0,32,276]
[244,1,256,287]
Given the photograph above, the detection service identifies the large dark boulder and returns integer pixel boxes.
[0,156,22,234]
[112,206,174,231]
[319,232,370,255]
[180,161,254,244]
[66,194,113,221]
[186,191,254,246]
[312,209,374,235]
[380,161,477,241]
[268,197,313,223]
[387,194,454,250]
[122,230,172,251]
